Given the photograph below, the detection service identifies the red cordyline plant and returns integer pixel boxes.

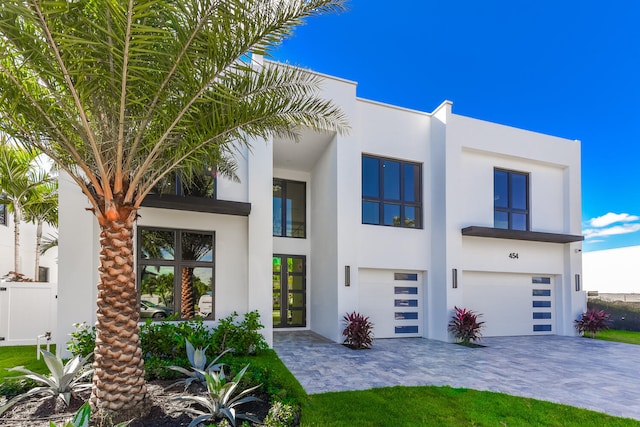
[448,306,485,345]
[342,311,374,349]
[575,308,610,338]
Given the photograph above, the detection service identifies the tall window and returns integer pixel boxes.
[362,155,422,228]
[494,168,529,231]
[137,227,215,320]
[273,179,306,238]
[0,203,6,226]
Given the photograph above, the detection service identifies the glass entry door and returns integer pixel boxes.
[273,255,306,328]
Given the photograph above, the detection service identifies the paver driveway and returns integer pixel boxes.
[274,331,640,420]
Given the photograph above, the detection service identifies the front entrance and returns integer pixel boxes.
[273,255,306,328]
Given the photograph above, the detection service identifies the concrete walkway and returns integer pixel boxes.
[273,331,640,421]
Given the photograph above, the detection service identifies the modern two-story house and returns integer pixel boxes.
[56,66,585,351]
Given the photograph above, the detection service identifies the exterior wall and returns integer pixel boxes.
[55,65,585,349]
[440,108,584,339]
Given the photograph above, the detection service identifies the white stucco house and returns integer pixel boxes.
[56,66,585,352]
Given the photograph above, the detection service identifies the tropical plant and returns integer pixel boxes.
[262,401,297,427]
[67,322,97,358]
[0,350,93,416]
[342,311,374,349]
[212,311,269,356]
[167,340,232,390]
[0,0,347,420]
[22,178,58,281]
[49,401,91,427]
[448,306,485,345]
[0,141,53,276]
[173,364,261,427]
[575,308,611,338]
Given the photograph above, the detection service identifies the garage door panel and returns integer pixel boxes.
[463,272,554,337]
[359,269,423,338]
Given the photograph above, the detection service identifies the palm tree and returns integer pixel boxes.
[23,179,58,281]
[0,0,347,421]
[0,141,51,276]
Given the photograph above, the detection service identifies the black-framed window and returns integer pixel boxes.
[273,179,306,238]
[0,203,6,226]
[362,155,422,228]
[494,168,529,231]
[38,266,49,282]
[137,227,215,320]
[150,168,217,198]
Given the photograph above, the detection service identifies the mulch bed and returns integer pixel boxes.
[0,380,271,427]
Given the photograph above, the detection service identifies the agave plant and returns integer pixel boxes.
[167,339,232,389]
[173,364,261,427]
[0,350,93,416]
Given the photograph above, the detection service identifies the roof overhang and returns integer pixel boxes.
[461,226,584,244]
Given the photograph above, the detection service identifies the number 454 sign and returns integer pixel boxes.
[508,252,519,259]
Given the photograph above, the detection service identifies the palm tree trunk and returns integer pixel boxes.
[90,213,148,421]
[35,219,42,281]
[180,266,195,318]
[13,209,20,274]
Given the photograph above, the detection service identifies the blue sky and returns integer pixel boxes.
[269,1,640,252]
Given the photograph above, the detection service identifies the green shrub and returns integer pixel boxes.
[0,378,39,399]
[67,322,96,357]
[212,311,268,356]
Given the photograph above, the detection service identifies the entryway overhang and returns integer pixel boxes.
[461,226,584,244]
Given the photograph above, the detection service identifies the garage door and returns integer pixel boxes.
[462,272,554,336]
[359,269,423,338]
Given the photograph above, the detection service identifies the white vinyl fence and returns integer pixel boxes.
[0,280,57,346]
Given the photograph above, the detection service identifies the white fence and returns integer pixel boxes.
[0,280,57,346]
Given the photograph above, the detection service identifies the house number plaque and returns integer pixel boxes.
[508,252,519,259]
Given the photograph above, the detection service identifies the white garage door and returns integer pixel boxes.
[359,269,423,338]
[462,272,554,336]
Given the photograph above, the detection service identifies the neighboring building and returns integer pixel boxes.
[56,66,585,351]
[0,205,58,282]
[583,246,640,294]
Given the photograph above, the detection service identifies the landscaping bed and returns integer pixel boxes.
[588,298,640,331]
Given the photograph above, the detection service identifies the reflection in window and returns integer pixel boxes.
[138,227,215,320]
[362,155,422,228]
[273,179,306,238]
[494,169,529,231]
[0,203,6,226]
[150,168,217,198]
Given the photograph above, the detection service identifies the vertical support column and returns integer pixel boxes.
[247,137,274,346]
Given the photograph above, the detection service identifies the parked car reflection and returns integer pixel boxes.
[140,300,173,319]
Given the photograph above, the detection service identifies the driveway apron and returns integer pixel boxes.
[274,331,640,421]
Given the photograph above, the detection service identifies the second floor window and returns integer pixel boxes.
[151,168,217,198]
[273,179,306,238]
[362,155,422,228]
[494,168,529,231]
[0,203,6,226]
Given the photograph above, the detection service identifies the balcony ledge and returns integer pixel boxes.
[461,226,584,244]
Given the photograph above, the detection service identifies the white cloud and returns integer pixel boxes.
[583,223,640,239]
[588,212,640,228]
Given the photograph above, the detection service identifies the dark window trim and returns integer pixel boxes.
[362,154,423,229]
[273,178,307,239]
[137,226,216,320]
[461,226,584,243]
[0,203,6,226]
[142,194,251,216]
[494,168,530,231]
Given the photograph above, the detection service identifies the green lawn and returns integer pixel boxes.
[0,345,54,381]
[301,386,640,427]
[596,329,640,345]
